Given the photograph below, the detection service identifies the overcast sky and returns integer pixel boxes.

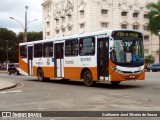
[0,0,43,34]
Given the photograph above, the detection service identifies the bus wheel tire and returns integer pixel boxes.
[83,70,95,87]
[111,81,121,86]
[37,69,44,82]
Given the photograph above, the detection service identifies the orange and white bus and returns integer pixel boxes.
[19,29,145,86]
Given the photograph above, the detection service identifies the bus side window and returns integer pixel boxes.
[20,45,27,58]
[34,43,42,58]
[79,37,95,56]
[65,39,78,56]
[43,42,53,57]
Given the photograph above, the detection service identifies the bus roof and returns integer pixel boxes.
[19,29,142,46]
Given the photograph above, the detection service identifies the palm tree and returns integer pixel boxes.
[146,1,160,63]
[146,1,160,34]
[145,54,155,68]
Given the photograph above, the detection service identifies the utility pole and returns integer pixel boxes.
[6,40,8,70]
[10,6,37,43]
[24,6,29,42]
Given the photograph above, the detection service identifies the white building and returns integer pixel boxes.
[42,0,159,63]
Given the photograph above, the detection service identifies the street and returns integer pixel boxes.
[0,72,160,120]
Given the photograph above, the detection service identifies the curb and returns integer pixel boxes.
[0,71,8,74]
[0,83,17,91]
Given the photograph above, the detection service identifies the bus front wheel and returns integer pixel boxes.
[83,70,95,87]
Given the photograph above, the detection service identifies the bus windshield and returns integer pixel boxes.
[110,38,144,63]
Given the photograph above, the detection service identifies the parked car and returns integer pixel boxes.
[8,63,20,75]
[147,63,160,72]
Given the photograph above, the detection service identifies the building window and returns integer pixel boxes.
[101,22,108,28]
[55,19,59,24]
[46,22,50,28]
[144,49,149,56]
[80,23,85,29]
[101,9,108,15]
[121,12,127,16]
[79,37,95,56]
[62,28,65,33]
[121,24,127,29]
[68,26,72,31]
[133,13,139,18]
[47,32,50,36]
[34,43,42,58]
[65,39,78,56]
[62,17,65,23]
[80,10,84,17]
[144,25,148,31]
[68,15,72,21]
[144,14,148,19]
[133,25,138,30]
[56,30,59,34]
[43,42,53,57]
[144,35,149,40]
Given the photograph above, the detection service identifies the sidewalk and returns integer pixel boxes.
[0,71,17,91]
[0,70,8,74]
[0,80,17,91]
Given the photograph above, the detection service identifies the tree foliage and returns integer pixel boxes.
[0,28,17,41]
[146,1,160,35]
[145,54,155,67]
[0,28,18,63]
[17,31,43,43]
[0,28,43,63]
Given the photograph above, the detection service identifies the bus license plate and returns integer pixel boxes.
[130,76,135,78]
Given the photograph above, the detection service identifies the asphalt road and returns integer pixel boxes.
[0,72,160,120]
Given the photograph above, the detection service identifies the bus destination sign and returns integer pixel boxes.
[112,31,142,38]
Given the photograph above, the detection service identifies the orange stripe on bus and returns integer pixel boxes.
[64,67,97,80]
[19,57,28,74]
[33,66,55,78]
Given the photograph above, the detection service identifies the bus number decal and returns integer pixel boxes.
[81,58,91,62]
[65,60,74,64]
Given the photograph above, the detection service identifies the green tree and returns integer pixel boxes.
[145,54,155,68]
[17,31,43,43]
[146,1,160,63]
[146,1,160,35]
[0,28,18,63]
[0,28,17,41]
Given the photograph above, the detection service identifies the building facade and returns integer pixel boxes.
[42,0,159,63]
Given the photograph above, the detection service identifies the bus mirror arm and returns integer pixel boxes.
[108,47,114,53]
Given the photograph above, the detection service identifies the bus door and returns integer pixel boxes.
[54,43,64,77]
[97,37,109,80]
[27,46,33,75]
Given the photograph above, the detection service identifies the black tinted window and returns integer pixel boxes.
[20,46,27,58]
[34,44,42,58]
[65,39,78,56]
[79,37,95,56]
[43,42,53,57]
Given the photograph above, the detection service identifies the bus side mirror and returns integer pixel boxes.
[110,40,114,48]
[109,40,114,53]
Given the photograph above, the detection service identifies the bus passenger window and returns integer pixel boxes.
[34,43,42,58]
[20,45,27,58]
[79,37,95,56]
[65,39,78,56]
[43,42,53,57]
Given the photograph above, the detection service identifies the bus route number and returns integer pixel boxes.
[117,32,138,38]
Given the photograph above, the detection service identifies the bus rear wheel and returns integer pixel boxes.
[37,69,45,82]
[83,70,95,87]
